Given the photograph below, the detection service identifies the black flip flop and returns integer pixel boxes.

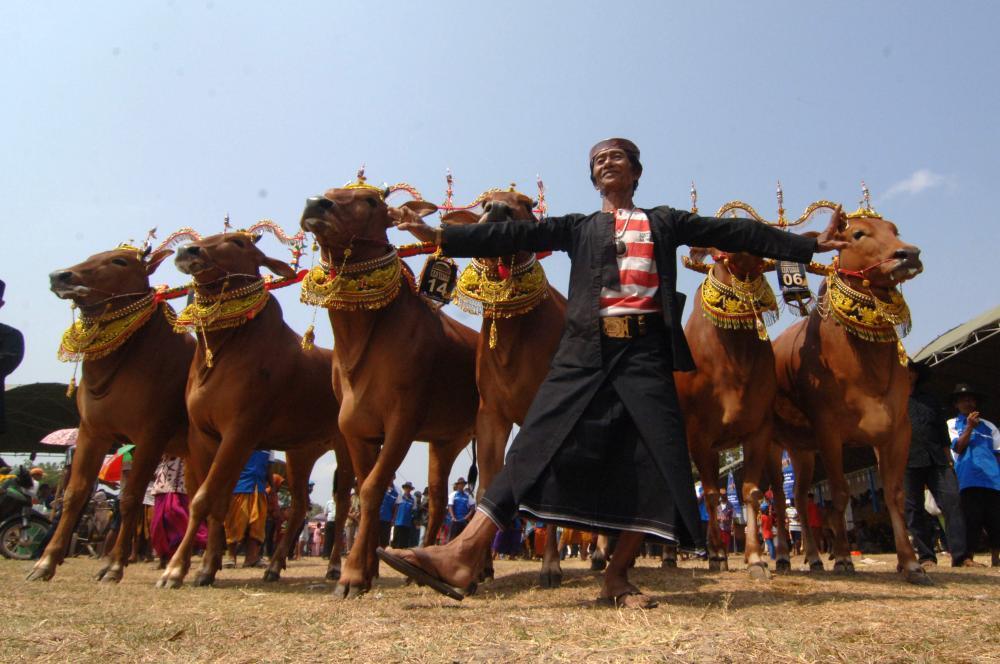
[376,547,467,601]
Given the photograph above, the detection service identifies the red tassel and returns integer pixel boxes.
[497,263,511,280]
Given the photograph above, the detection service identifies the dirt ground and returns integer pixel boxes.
[1,552,997,663]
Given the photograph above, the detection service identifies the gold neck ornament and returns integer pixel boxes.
[299,248,415,312]
[699,268,778,341]
[58,290,162,363]
[453,257,549,349]
[169,278,270,367]
[822,270,911,365]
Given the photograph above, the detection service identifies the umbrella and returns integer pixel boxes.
[40,428,79,447]
[97,444,135,483]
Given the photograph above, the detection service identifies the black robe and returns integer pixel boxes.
[442,206,816,543]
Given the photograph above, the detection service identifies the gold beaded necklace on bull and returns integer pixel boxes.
[815,187,912,365]
[168,218,308,367]
[680,184,780,341]
[299,171,435,340]
[445,178,552,349]
[57,232,182,397]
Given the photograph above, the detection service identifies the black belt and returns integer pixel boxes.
[600,313,662,339]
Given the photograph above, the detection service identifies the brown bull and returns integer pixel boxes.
[667,247,791,577]
[439,190,587,586]
[300,181,479,598]
[156,232,352,588]
[772,210,926,583]
[32,246,194,583]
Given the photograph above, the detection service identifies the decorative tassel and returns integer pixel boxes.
[301,324,315,350]
[66,375,77,398]
[497,263,511,280]
[897,340,908,367]
[489,318,498,349]
[205,347,214,368]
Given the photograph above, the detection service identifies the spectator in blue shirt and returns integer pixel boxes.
[391,482,417,548]
[224,449,273,568]
[947,384,1000,567]
[447,477,475,540]
[378,475,398,548]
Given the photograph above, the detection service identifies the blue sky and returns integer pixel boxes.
[2,1,997,495]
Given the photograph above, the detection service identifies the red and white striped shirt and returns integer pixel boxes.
[599,209,661,316]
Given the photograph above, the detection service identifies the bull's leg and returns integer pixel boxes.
[325,454,354,581]
[423,435,470,549]
[336,434,413,600]
[877,440,931,585]
[264,445,323,582]
[474,410,512,583]
[27,426,108,581]
[766,445,791,572]
[790,451,822,571]
[741,424,772,580]
[815,435,854,575]
[96,437,164,583]
[592,533,609,571]
[156,432,242,589]
[691,443,725,571]
[334,439,377,598]
[539,524,562,588]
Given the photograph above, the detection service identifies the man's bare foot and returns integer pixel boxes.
[383,545,481,592]
[597,581,657,609]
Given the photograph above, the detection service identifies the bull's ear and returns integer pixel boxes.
[261,256,296,279]
[400,200,438,218]
[145,249,174,276]
[440,210,480,227]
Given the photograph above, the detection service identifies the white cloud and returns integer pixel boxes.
[882,169,954,200]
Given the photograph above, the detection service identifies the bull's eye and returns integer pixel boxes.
[230,237,245,248]
[112,258,128,267]
[852,230,865,240]
[365,197,377,208]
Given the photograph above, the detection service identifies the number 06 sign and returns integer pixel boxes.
[776,261,812,315]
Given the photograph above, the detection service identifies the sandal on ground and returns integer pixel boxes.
[596,589,658,609]
[376,547,469,601]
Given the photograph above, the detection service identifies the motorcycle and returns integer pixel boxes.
[0,467,52,560]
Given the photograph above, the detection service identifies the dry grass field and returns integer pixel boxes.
[1,553,997,663]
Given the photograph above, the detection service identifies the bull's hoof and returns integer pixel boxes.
[808,560,824,573]
[775,558,791,573]
[93,565,110,581]
[262,569,281,583]
[833,560,855,575]
[333,583,368,600]
[480,565,495,583]
[99,569,123,584]
[590,552,607,571]
[661,558,677,569]
[538,570,562,589]
[325,567,341,582]
[192,572,215,587]
[708,557,728,572]
[26,566,54,582]
[156,574,183,589]
[904,567,933,586]
[748,563,771,580]
[464,582,478,597]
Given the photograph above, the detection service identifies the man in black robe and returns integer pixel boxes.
[0,280,26,435]
[380,138,846,607]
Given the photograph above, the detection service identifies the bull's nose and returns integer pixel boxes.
[309,196,333,210]
[49,270,72,285]
[894,246,921,261]
[181,245,201,256]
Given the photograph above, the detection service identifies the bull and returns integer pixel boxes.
[34,245,194,583]
[156,232,352,588]
[772,209,926,583]
[300,181,480,598]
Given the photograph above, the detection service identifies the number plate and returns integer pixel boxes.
[418,255,457,306]
[776,261,812,315]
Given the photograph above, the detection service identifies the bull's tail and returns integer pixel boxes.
[467,437,478,489]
